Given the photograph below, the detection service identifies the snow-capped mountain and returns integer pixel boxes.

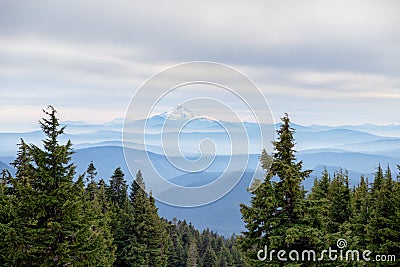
[2,113,400,236]
[160,105,197,120]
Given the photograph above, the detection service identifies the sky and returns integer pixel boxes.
[1,0,399,131]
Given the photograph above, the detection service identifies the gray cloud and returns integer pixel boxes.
[2,1,399,70]
[0,0,399,130]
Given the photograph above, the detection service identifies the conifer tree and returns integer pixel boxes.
[349,175,369,248]
[238,113,316,265]
[167,221,185,267]
[306,169,331,244]
[366,165,386,253]
[6,106,115,266]
[129,170,169,266]
[82,162,116,265]
[85,161,98,200]
[218,245,231,267]
[326,169,351,234]
[0,169,14,265]
[202,245,218,267]
[108,167,129,208]
[391,165,400,258]
[107,167,136,266]
[309,168,330,201]
[186,238,199,267]
[367,165,400,260]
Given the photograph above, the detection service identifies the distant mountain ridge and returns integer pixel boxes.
[1,107,399,236]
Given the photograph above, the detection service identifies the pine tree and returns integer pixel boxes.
[202,245,218,267]
[0,169,14,265]
[167,221,185,267]
[306,169,331,245]
[186,238,199,267]
[366,165,386,253]
[129,170,169,266]
[108,167,129,208]
[217,244,231,267]
[86,161,97,181]
[107,167,136,266]
[390,165,400,258]
[147,193,170,266]
[227,235,246,267]
[238,113,317,266]
[82,163,116,266]
[349,175,369,248]
[326,169,351,234]
[86,161,98,200]
[367,165,400,261]
[309,168,330,201]
[5,106,115,266]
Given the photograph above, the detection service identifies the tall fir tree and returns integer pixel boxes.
[308,168,330,201]
[86,161,97,182]
[202,245,218,267]
[108,167,129,208]
[82,162,116,265]
[306,169,331,244]
[167,220,185,267]
[85,161,98,200]
[367,165,399,262]
[107,167,136,266]
[392,165,400,258]
[238,113,318,266]
[349,175,369,249]
[326,169,351,235]
[4,106,115,266]
[186,238,199,267]
[0,169,14,265]
[129,170,170,266]
[366,165,386,254]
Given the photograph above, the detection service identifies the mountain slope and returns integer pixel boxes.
[0,160,14,175]
[298,151,399,174]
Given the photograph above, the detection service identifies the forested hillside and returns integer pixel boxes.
[1,108,399,266]
[239,114,400,266]
[0,107,244,266]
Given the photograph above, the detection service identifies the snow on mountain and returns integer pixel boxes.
[160,105,197,120]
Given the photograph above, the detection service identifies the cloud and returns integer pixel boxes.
[1,1,399,69]
[0,1,399,130]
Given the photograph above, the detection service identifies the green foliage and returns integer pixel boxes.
[108,167,129,208]
[203,245,218,267]
[238,113,318,266]
[366,165,400,260]
[127,170,170,266]
[2,108,399,266]
[238,113,400,266]
[349,175,369,248]
[327,169,351,233]
[186,238,199,267]
[0,106,115,266]
[0,107,253,266]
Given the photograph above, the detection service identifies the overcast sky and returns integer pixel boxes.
[1,0,399,131]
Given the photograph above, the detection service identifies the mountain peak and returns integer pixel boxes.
[161,105,197,120]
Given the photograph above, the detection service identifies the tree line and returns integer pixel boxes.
[0,106,245,266]
[238,113,400,266]
[1,107,399,266]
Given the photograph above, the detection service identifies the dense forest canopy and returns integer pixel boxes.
[239,113,399,266]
